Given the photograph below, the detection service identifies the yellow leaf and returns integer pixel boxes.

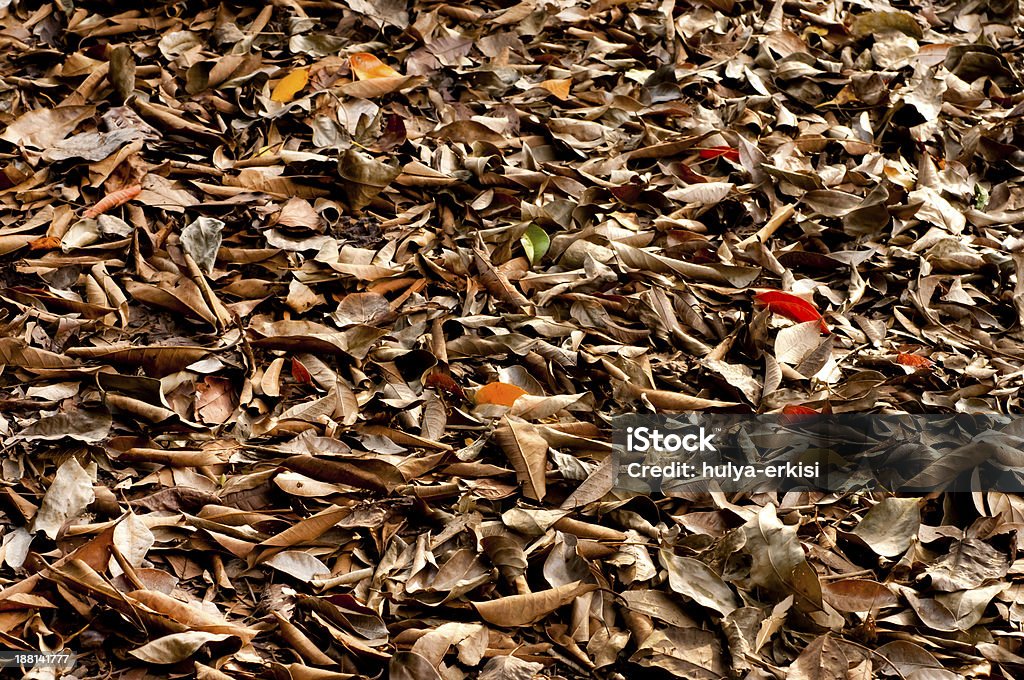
[271,68,309,103]
[475,382,528,406]
[350,53,400,80]
[539,78,571,100]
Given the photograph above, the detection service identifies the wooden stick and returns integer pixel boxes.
[738,204,796,248]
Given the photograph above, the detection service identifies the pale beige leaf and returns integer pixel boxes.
[129,631,232,664]
[31,457,96,539]
[109,512,156,577]
[472,581,597,627]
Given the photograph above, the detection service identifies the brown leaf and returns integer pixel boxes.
[659,550,739,616]
[615,381,740,411]
[848,497,921,557]
[0,105,95,149]
[128,589,259,644]
[0,337,79,370]
[789,635,868,680]
[822,580,899,612]
[129,631,233,664]
[472,581,597,627]
[337,148,402,210]
[494,415,548,501]
[280,455,404,494]
[474,247,533,312]
[738,504,823,611]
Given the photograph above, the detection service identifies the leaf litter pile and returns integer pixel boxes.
[5,0,1024,677]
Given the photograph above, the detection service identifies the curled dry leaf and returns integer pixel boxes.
[337,148,402,210]
[263,551,332,583]
[849,497,922,557]
[738,504,823,611]
[472,581,597,627]
[659,550,739,616]
[494,415,548,501]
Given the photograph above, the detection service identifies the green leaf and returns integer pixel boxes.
[520,224,550,265]
[974,184,989,210]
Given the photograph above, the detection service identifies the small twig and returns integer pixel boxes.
[819,569,877,581]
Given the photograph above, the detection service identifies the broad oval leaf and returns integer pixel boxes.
[350,52,400,79]
[475,381,528,407]
[271,67,309,102]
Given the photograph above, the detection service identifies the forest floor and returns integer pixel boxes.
[3,0,1024,678]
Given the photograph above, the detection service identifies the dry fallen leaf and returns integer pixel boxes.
[472,581,597,627]
[31,457,96,540]
[271,67,309,102]
[350,52,400,79]
[494,415,549,501]
[129,631,233,664]
[538,78,571,100]
[475,382,528,406]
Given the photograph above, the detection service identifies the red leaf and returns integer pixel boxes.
[610,184,644,204]
[754,290,829,334]
[781,404,819,425]
[425,369,466,401]
[699,146,740,161]
[673,162,709,184]
[291,357,313,384]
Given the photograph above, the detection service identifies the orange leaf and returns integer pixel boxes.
[538,78,571,100]
[475,382,527,406]
[28,235,62,251]
[83,184,142,218]
[897,353,932,369]
[271,67,309,103]
[350,53,400,80]
[782,404,819,415]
